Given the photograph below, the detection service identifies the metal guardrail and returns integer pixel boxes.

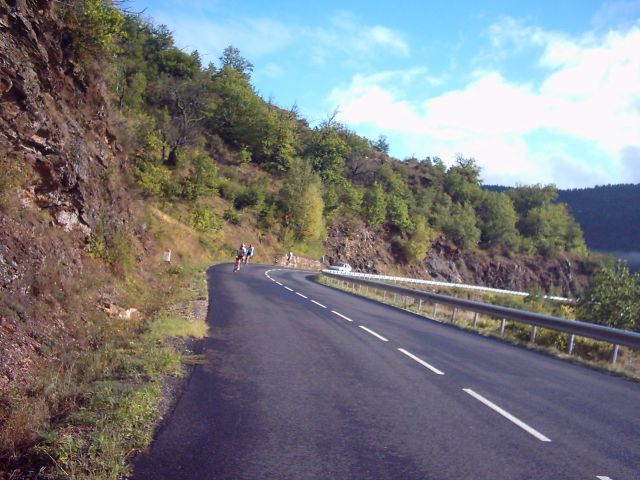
[322,270,640,362]
[323,269,572,302]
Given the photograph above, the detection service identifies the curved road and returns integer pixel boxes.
[133,264,639,479]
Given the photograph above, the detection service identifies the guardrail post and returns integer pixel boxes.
[500,319,506,337]
[393,293,397,303]
[451,307,457,323]
[433,303,438,317]
[612,344,620,364]
[568,334,575,355]
[382,290,386,301]
[472,312,478,328]
[418,299,422,311]
[530,326,538,344]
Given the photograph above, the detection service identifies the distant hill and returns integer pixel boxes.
[485,184,640,252]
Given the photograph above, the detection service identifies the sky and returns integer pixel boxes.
[131,0,640,188]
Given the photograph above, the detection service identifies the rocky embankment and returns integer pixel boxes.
[325,224,593,297]
[0,1,129,390]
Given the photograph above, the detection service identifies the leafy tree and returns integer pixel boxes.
[508,184,558,217]
[387,194,413,232]
[476,191,519,248]
[280,159,325,241]
[362,182,387,227]
[64,0,124,57]
[445,157,483,205]
[305,126,350,183]
[297,183,326,241]
[577,261,640,331]
[444,203,481,249]
[371,134,390,154]
[402,217,435,262]
[219,46,254,80]
[182,154,218,200]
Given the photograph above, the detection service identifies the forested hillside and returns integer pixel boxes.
[113,13,589,263]
[557,184,640,252]
[486,184,640,252]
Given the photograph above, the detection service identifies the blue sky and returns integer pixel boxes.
[132,0,640,188]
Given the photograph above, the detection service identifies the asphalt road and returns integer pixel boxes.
[133,264,640,480]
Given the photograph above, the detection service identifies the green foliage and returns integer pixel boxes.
[280,159,325,241]
[476,191,519,248]
[387,194,413,232]
[190,204,222,233]
[223,208,240,225]
[444,203,481,249]
[134,160,172,197]
[577,261,640,331]
[219,45,254,80]
[297,183,326,241]
[64,0,124,57]
[111,10,591,262]
[182,154,218,200]
[306,126,350,183]
[445,157,482,205]
[401,218,435,262]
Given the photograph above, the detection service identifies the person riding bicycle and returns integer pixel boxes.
[233,243,246,272]
[245,244,254,264]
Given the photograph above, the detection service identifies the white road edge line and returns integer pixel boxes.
[276,282,282,286]
[397,348,444,375]
[296,292,308,298]
[331,310,353,322]
[463,388,552,442]
[310,300,327,308]
[358,325,389,342]
[284,286,293,291]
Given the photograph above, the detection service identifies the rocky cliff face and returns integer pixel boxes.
[325,224,592,297]
[0,0,129,390]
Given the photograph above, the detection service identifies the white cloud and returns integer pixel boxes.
[156,11,408,67]
[328,21,640,187]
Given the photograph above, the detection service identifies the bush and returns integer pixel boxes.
[223,208,240,225]
[190,204,222,233]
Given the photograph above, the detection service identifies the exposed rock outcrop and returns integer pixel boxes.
[0,0,129,390]
[325,224,592,297]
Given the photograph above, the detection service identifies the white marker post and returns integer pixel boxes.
[163,249,172,263]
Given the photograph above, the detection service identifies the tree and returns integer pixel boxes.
[402,217,435,262]
[476,191,519,248]
[279,159,325,241]
[362,182,387,227]
[444,203,481,249]
[371,134,390,154]
[577,261,640,331]
[297,183,326,241]
[387,194,413,232]
[219,45,254,80]
[445,157,482,205]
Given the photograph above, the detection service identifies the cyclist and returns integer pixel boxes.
[245,244,254,264]
[233,243,246,272]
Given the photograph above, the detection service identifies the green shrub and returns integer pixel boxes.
[190,204,222,233]
[223,208,240,225]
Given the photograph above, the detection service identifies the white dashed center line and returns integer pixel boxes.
[310,300,327,308]
[463,388,552,442]
[296,292,308,298]
[596,476,613,480]
[276,282,282,286]
[397,348,444,375]
[358,325,389,342]
[284,286,293,291]
[331,311,353,322]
